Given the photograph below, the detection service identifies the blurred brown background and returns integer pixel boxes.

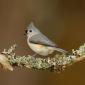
[0,0,85,85]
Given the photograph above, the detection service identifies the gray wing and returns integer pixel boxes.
[29,34,57,47]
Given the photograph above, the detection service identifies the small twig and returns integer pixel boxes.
[0,43,85,72]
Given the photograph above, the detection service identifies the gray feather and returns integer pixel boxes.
[29,33,57,47]
[54,48,68,53]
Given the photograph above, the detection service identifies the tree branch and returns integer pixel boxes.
[0,43,85,72]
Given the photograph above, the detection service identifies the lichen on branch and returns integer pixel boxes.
[0,43,85,72]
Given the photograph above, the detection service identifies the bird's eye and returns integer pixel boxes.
[29,30,32,32]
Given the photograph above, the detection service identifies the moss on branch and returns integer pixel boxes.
[0,44,85,72]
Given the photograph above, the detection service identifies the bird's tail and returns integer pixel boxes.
[54,47,68,53]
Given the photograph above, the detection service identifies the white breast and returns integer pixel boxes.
[27,41,54,56]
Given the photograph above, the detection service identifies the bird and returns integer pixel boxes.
[25,22,67,56]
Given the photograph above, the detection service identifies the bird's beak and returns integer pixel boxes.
[24,29,28,35]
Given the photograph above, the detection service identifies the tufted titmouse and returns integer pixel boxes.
[25,22,67,56]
